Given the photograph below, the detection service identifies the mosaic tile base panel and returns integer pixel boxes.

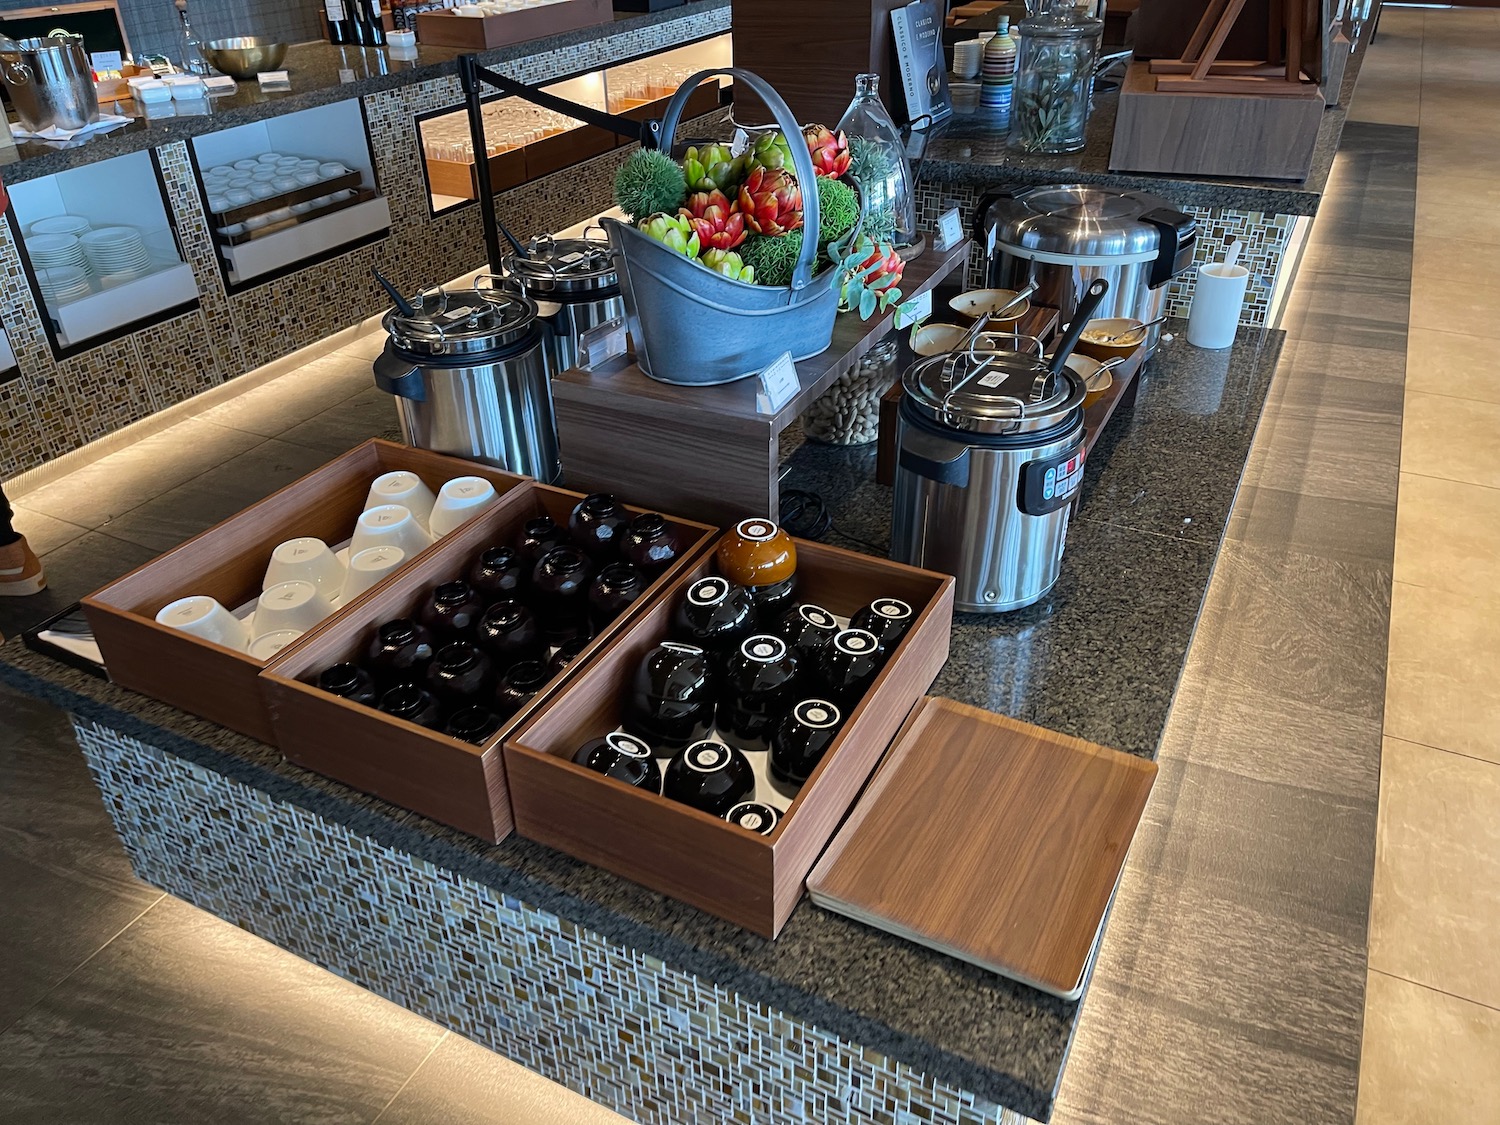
[0,5,731,480]
[74,716,1040,1125]
[914,179,1294,330]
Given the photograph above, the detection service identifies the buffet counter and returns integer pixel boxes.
[0,321,1283,1124]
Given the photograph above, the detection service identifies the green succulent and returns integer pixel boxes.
[701,248,756,283]
[739,230,805,287]
[614,149,687,224]
[639,212,700,258]
[845,134,900,243]
[682,143,744,193]
[815,176,859,249]
[742,130,794,174]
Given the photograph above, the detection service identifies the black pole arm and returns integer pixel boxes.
[466,59,664,150]
[458,53,505,276]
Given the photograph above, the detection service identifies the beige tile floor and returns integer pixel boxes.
[1361,6,1500,1124]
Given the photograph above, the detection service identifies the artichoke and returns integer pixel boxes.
[815,176,859,248]
[739,230,805,287]
[614,149,687,224]
[738,166,803,237]
[701,249,756,284]
[683,143,744,193]
[679,189,746,251]
[639,212,701,258]
[802,124,852,179]
[742,129,795,174]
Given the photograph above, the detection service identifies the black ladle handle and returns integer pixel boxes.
[1048,278,1111,377]
[372,268,416,318]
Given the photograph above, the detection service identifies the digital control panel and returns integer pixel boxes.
[1018,445,1086,516]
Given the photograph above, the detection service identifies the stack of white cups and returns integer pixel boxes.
[154,469,502,660]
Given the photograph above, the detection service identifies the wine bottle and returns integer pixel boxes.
[325,0,354,44]
[351,0,387,46]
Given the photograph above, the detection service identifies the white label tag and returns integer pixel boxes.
[894,290,932,330]
[204,75,237,93]
[730,127,749,157]
[934,207,965,252]
[338,67,356,83]
[90,50,124,73]
[978,371,1007,387]
[257,70,291,89]
[755,351,800,414]
[578,317,626,369]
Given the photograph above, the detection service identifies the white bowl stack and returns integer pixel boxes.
[81,226,153,282]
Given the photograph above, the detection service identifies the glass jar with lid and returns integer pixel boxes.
[835,73,918,249]
[1007,0,1104,154]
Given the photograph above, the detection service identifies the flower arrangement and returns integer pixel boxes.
[612,124,904,320]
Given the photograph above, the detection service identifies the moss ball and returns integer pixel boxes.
[614,149,687,223]
[739,231,806,287]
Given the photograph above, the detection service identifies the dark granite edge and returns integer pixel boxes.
[919,10,1381,217]
[0,647,1057,1118]
[0,0,731,184]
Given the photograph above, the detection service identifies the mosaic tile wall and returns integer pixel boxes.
[75,716,1040,1125]
[914,179,1296,330]
[0,4,731,481]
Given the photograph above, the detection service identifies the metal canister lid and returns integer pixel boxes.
[502,234,617,296]
[383,284,538,358]
[902,350,1085,434]
[985,185,1177,258]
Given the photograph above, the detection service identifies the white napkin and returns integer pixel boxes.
[10,112,132,142]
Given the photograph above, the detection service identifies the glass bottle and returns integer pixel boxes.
[835,74,918,250]
[1007,0,1103,154]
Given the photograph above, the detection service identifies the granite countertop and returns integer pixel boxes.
[0,320,1283,1121]
[0,0,730,185]
[919,10,1378,215]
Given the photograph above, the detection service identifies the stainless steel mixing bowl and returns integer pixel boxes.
[201,37,288,80]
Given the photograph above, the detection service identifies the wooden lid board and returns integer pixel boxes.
[806,697,1156,999]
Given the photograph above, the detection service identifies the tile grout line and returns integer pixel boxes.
[368,1030,449,1124]
[1379,729,1500,772]
[0,891,166,1039]
[1368,967,1500,1017]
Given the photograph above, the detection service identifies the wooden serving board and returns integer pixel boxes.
[806,697,1156,999]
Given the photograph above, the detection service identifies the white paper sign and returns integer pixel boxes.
[204,75,237,93]
[934,206,965,252]
[894,291,932,330]
[90,50,124,73]
[257,70,291,89]
[755,351,800,414]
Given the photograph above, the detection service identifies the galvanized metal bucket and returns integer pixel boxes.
[604,68,838,386]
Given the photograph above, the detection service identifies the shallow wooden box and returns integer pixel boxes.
[414,0,610,49]
[504,538,955,937]
[425,147,526,201]
[260,484,718,843]
[81,440,528,745]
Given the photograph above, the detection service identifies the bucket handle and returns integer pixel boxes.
[1,59,32,87]
[657,68,821,293]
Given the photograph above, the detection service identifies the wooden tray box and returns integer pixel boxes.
[81,440,528,745]
[260,484,718,843]
[522,124,618,181]
[425,147,527,202]
[414,0,610,49]
[504,537,955,937]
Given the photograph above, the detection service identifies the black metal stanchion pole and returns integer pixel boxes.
[459,53,504,276]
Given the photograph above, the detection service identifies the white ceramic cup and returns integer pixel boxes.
[1186,263,1251,350]
[428,476,499,537]
[155,595,252,652]
[248,629,304,661]
[254,580,335,637]
[342,545,407,602]
[365,471,437,529]
[263,536,346,598]
[350,504,433,559]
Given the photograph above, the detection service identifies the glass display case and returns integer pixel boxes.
[7,150,199,356]
[418,33,733,213]
[188,98,391,291]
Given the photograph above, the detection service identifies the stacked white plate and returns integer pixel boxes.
[30,232,90,275]
[30,214,92,238]
[81,226,152,281]
[36,265,91,304]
